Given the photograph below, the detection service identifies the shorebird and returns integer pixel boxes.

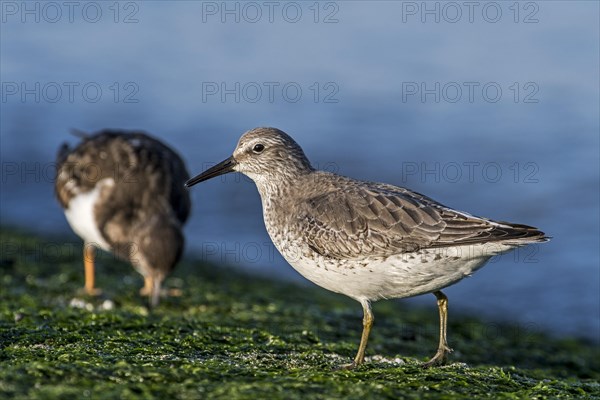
[55,130,191,307]
[185,127,548,368]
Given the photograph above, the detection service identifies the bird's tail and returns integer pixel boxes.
[494,221,550,246]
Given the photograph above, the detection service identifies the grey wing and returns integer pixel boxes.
[298,185,544,259]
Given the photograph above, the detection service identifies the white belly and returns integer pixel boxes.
[279,243,511,302]
[64,179,113,251]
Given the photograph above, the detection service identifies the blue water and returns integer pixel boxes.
[1,1,598,341]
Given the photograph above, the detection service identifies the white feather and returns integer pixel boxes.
[64,178,114,251]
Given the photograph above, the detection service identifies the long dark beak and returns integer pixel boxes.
[185,156,237,187]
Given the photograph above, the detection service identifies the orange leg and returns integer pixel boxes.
[140,275,162,308]
[83,244,102,296]
[140,276,153,296]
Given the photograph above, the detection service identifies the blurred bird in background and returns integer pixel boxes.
[55,130,191,307]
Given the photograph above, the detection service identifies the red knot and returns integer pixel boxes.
[55,130,191,307]
[186,127,548,368]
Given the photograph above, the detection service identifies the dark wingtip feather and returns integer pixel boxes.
[494,221,550,243]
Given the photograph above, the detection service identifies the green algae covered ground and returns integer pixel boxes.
[1,228,598,399]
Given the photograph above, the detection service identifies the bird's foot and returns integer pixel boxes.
[421,346,453,368]
[140,287,181,297]
[335,361,357,371]
[334,359,365,371]
[167,288,183,297]
[78,287,103,296]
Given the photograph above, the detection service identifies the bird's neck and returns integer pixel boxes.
[251,169,311,210]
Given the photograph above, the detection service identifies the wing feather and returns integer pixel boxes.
[296,180,545,259]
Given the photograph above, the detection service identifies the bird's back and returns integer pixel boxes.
[55,130,191,224]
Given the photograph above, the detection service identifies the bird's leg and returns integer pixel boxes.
[338,300,374,370]
[149,276,161,308]
[422,290,453,368]
[140,276,153,296]
[83,244,102,296]
[141,275,163,308]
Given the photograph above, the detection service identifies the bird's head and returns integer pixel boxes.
[185,127,313,190]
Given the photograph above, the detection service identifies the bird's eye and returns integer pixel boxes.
[253,144,265,153]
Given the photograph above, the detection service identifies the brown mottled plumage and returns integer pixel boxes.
[293,175,545,258]
[186,127,548,368]
[55,130,190,307]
